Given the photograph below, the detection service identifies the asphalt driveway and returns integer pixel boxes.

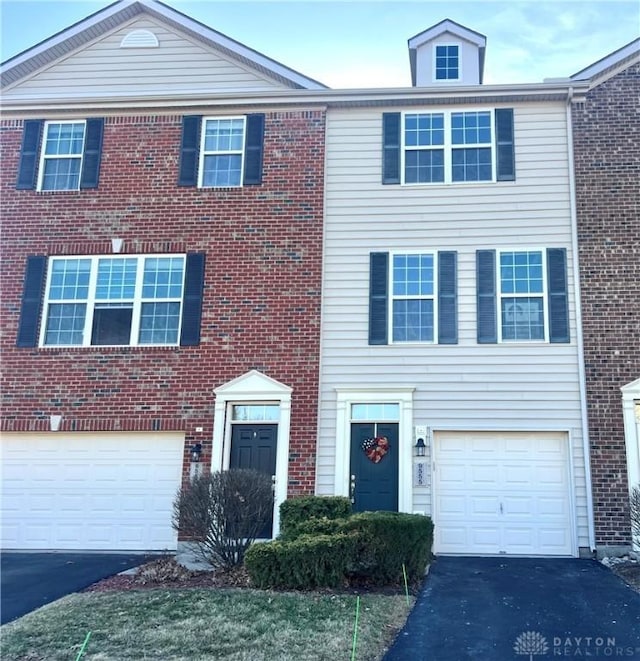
[1,552,152,624]
[384,556,640,660]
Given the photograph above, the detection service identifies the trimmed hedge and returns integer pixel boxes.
[246,508,434,589]
[279,496,352,540]
[245,533,357,589]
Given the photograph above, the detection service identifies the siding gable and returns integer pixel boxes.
[2,16,294,101]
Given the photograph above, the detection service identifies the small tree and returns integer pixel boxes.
[173,469,274,568]
[630,484,640,549]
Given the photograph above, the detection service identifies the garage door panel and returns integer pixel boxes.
[2,432,184,551]
[435,431,574,556]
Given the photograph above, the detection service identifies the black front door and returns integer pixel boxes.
[230,424,277,538]
[350,422,399,512]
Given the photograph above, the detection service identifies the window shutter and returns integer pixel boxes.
[243,113,265,185]
[477,250,497,343]
[438,251,458,344]
[547,248,570,343]
[369,252,389,345]
[17,255,47,347]
[382,113,401,185]
[79,118,104,189]
[178,115,202,187]
[180,253,206,346]
[495,109,515,181]
[16,120,43,190]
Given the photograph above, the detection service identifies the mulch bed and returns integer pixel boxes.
[611,561,640,594]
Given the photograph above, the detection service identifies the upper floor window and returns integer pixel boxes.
[382,109,515,186]
[16,118,104,191]
[434,44,460,80]
[392,253,436,342]
[178,114,265,188]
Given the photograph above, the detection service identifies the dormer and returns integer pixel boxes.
[408,19,486,87]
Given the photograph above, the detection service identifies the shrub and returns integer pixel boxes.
[279,495,352,539]
[173,469,273,569]
[245,533,357,589]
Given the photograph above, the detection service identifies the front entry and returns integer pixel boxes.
[230,424,277,537]
[350,423,399,512]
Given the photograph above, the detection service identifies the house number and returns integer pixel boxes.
[413,461,428,487]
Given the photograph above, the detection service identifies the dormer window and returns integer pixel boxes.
[434,44,460,81]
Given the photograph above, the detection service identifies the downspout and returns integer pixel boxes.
[566,86,597,555]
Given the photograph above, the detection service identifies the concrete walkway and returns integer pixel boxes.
[383,556,640,660]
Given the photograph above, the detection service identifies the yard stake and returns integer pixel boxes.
[350,595,361,661]
[402,563,410,607]
[75,631,92,661]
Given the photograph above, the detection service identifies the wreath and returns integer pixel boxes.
[361,436,389,463]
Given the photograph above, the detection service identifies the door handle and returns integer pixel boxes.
[350,474,356,504]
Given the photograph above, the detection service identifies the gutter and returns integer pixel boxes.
[566,86,597,554]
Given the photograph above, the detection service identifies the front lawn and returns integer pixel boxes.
[1,588,412,660]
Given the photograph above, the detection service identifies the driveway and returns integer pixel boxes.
[1,552,153,624]
[384,556,640,660]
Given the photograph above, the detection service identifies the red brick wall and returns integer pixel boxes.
[572,62,640,547]
[0,109,325,495]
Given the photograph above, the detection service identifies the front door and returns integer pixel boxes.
[350,422,399,512]
[230,424,277,537]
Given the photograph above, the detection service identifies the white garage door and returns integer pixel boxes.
[434,431,574,556]
[1,432,184,551]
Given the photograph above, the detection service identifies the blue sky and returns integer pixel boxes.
[1,0,638,87]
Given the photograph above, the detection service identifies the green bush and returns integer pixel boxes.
[245,533,357,589]
[279,496,352,540]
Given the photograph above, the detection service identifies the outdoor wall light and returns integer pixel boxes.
[190,443,202,462]
[414,438,426,457]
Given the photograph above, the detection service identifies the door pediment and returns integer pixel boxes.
[214,370,292,399]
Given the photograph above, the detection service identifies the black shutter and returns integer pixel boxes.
[178,115,202,187]
[382,113,401,184]
[477,250,497,343]
[369,252,389,345]
[547,248,570,343]
[438,251,458,344]
[180,253,205,346]
[16,120,43,190]
[17,255,47,347]
[80,118,104,189]
[243,113,265,185]
[495,108,515,181]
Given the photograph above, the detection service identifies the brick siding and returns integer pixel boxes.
[0,109,326,495]
[572,62,640,547]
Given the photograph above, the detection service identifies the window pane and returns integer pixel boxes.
[142,257,185,298]
[393,254,434,296]
[500,252,544,294]
[393,299,434,342]
[232,405,279,421]
[405,113,444,147]
[91,304,133,345]
[351,403,400,421]
[501,297,544,341]
[41,158,82,191]
[405,149,445,184]
[44,303,86,345]
[452,148,492,182]
[96,258,137,300]
[139,302,180,344]
[202,154,242,187]
[435,45,459,80]
[44,123,85,156]
[49,259,91,300]
[204,118,244,152]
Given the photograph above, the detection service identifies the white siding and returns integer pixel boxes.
[2,16,289,101]
[318,101,590,551]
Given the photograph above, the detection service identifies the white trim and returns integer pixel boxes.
[36,120,86,192]
[334,387,415,513]
[432,43,462,83]
[408,20,486,50]
[212,370,292,537]
[622,379,640,492]
[197,115,246,189]
[571,39,640,81]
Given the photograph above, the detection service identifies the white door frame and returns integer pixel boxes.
[334,387,415,513]
[212,370,292,537]
[622,378,640,492]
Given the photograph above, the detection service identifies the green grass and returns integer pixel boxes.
[1,588,413,660]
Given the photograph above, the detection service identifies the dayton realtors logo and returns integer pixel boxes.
[514,631,638,657]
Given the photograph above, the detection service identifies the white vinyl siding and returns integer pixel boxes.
[2,17,290,101]
[316,101,589,551]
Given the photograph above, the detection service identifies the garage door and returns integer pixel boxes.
[1,432,184,551]
[434,431,574,556]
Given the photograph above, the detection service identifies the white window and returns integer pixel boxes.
[38,121,86,191]
[434,44,460,81]
[498,250,547,342]
[403,110,493,184]
[41,255,186,347]
[199,117,246,187]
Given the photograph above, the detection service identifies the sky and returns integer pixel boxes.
[0,0,638,88]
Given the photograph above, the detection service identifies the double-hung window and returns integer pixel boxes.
[38,121,86,191]
[434,44,460,81]
[392,253,436,342]
[41,255,186,347]
[382,109,515,185]
[199,117,246,187]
